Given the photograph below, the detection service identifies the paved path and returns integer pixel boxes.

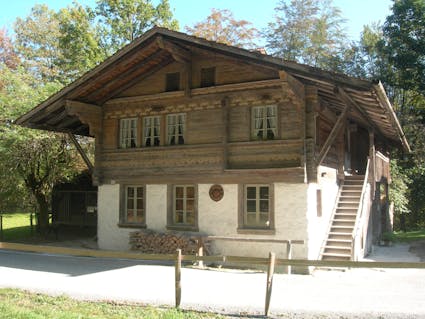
[0,244,424,318]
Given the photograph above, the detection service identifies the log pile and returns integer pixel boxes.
[130,230,210,255]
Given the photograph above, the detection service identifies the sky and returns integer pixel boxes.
[0,0,393,42]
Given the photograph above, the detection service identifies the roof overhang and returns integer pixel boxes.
[15,27,410,152]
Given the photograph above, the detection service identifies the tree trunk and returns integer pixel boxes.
[35,193,50,235]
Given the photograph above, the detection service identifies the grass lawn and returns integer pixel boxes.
[0,213,34,241]
[393,228,425,242]
[0,289,224,319]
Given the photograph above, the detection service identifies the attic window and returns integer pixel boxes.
[166,72,180,92]
[200,67,216,87]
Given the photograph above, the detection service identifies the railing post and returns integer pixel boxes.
[286,240,292,275]
[175,248,182,308]
[265,252,276,316]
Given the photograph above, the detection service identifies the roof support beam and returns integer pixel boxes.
[67,132,94,174]
[65,100,102,137]
[84,50,166,102]
[156,36,191,63]
[316,101,350,166]
[335,87,378,133]
[99,56,174,104]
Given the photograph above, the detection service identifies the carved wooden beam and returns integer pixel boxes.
[65,100,102,137]
[316,99,350,166]
[67,132,94,174]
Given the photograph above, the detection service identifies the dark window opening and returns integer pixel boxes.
[166,72,180,92]
[200,67,216,87]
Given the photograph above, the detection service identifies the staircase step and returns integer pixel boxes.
[332,219,356,224]
[345,175,365,180]
[326,239,352,244]
[324,246,352,254]
[334,214,357,219]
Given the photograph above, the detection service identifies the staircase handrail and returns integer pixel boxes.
[351,157,371,260]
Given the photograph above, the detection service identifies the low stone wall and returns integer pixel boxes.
[130,230,210,255]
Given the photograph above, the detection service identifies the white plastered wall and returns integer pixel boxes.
[97,183,310,261]
[307,166,339,260]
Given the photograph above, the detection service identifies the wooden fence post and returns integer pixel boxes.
[175,248,182,308]
[265,252,276,317]
[0,215,3,241]
[30,213,33,235]
[197,237,204,268]
[286,240,293,275]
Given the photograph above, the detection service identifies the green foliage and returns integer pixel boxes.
[393,228,425,242]
[96,0,179,54]
[0,289,224,319]
[264,0,348,71]
[185,9,259,49]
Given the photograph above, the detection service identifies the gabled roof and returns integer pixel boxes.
[15,27,409,151]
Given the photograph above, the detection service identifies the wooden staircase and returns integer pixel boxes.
[321,175,365,261]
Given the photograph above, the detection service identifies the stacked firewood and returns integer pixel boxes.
[130,230,210,255]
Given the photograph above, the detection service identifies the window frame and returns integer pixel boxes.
[251,105,278,140]
[119,185,146,228]
[119,118,138,149]
[167,184,198,231]
[166,113,186,145]
[165,72,180,92]
[238,184,275,233]
[143,115,161,147]
[200,67,216,87]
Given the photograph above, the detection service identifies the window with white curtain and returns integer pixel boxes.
[143,116,160,147]
[252,105,277,140]
[167,113,185,145]
[119,118,137,148]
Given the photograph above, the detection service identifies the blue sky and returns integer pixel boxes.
[0,0,392,41]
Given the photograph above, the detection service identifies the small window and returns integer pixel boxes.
[252,105,277,140]
[167,113,185,145]
[166,72,180,92]
[173,185,196,226]
[200,67,215,87]
[119,118,137,148]
[244,185,271,228]
[143,116,161,147]
[124,186,145,224]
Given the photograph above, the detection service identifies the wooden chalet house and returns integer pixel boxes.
[16,27,409,265]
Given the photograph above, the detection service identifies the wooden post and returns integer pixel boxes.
[286,240,293,275]
[30,213,33,235]
[0,214,3,241]
[175,249,182,308]
[265,252,276,317]
[197,237,204,268]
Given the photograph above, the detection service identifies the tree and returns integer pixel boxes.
[14,4,64,83]
[381,0,425,94]
[57,2,106,82]
[96,0,179,55]
[185,9,259,49]
[0,28,19,69]
[0,62,78,232]
[264,0,347,70]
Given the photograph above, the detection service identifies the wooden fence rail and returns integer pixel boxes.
[0,242,424,317]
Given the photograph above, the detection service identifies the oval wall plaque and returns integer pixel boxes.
[209,184,224,202]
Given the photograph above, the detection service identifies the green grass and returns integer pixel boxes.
[393,228,425,242]
[0,213,33,241]
[0,289,224,319]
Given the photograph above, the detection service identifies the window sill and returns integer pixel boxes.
[118,223,147,229]
[166,225,199,232]
[237,228,276,235]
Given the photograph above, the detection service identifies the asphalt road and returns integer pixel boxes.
[0,244,424,318]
